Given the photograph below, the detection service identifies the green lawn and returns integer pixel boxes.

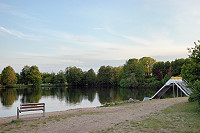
[103,101,200,133]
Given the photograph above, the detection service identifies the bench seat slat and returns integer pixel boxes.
[20,106,44,109]
[21,103,45,106]
[20,108,44,112]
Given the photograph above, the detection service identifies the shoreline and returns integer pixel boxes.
[0,97,187,125]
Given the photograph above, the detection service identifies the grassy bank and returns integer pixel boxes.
[103,101,200,133]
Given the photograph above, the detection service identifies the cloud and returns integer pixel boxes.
[0,26,42,40]
[58,46,71,51]
[121,35,151,45]
[93,27,104,30]
[18,52,48,57]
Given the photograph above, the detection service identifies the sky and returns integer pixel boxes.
[0,0,200,73]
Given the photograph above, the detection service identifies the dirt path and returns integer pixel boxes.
[0,97,188,133]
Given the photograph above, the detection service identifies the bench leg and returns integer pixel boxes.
[43,109,45,117]
[17,107,19,119]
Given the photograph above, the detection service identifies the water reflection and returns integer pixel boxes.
[0,87,157,107]
[0,88,18,106]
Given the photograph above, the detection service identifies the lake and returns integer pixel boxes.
[0,87,176,117]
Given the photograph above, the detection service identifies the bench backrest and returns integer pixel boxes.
[19,103,45,112]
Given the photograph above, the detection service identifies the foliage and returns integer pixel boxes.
[152,61,171,81]
[54,71,66,85]
[84,69,97,86]
[97,66,113,86]
[188,40,200,63]
[182,40,200,106]
[26,65,42,86]
[139,57,156,76]
[1,66,17,86]
[181,41,200,82]
[120,58,145,88]
[171,58,186,76]
[42,72,55,84]
[181,62,200,82]
[0,88,17,106]
[188,80,200,105]
[65,66,84,86]
[20,65,30,85]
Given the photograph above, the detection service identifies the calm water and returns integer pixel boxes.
[0,87,177,117]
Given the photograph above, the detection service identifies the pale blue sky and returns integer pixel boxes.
[0,0,200,73]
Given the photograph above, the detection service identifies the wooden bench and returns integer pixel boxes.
[17,103,45,119]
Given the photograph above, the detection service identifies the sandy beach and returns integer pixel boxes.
[0,97,188,133]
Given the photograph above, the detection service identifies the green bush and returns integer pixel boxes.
[188,80,200,105]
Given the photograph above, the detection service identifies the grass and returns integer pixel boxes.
[103,101,200,133]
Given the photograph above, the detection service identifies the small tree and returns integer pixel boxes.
[26,65,42,86]
[1,66,17,86]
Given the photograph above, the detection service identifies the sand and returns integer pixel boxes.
[0,97,188,133]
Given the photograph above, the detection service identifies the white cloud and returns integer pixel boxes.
[93,27,104,30]
[58,46,71,51]
[0,26,41,40]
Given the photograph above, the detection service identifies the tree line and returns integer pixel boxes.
[0,41,199,88]
[0,56,194,88]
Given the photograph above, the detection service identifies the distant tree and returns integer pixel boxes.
[152,61,171,81]
[85,69,96,86]
[139,57,156,76]
[0,74,1,85]
[26,65,42,86]
[97,66,113,86]
[42,72,55,84]
[15,73,21,84]
[1,66,17,86]
[152,62,164,81]
[110,66,123,86]
[54,70,66,85]
[20,65,30,85]
[171,58,186,76]
[65,67,84,86]
[120,58,145,88]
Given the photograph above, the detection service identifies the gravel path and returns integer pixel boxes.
[0,97,188,133]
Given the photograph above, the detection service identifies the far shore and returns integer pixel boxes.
[0,97,191,133]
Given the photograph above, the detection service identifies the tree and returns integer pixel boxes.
[188,40,200,63]
[42,72,55,84]
[120,58,145,88]
[1,66,17,86]
[97,66,113,86]
[16,73,21,84]
[181,40,200,106]
[54,70,66,85]
[26,65,42,86]
[110,66,123,86]
[65,67,84,86]
[139,57,156,76]
[181,41,200,82]
[152,61,171,81]
[171,58,186,76]
[188,80,200,105]
[20,65,30,85]
[85,69,96,86]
